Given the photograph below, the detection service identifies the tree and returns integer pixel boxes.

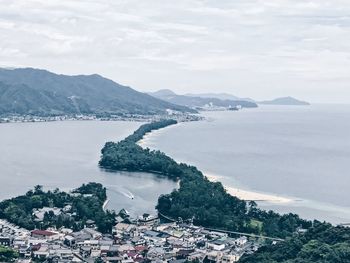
[34,185,43,194]
[0,246,18,262]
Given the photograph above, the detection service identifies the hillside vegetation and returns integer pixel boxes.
[0,68,194,116]
[0,183,115,233]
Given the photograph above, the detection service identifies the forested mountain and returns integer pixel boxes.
[148,89,258,109]
[0,68,194,116]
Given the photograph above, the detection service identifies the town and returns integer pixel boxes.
[0,211,261,263]
[0,112,202,124]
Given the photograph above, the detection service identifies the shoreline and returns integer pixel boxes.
[139,124,295,204]
[205,173,294,203]
[102,199,110,211]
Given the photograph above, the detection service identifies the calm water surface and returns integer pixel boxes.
[0,121,177,217]
[2,106,350,224]
[143,105,350,224]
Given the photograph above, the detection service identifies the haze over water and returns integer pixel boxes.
[142,105,350,224]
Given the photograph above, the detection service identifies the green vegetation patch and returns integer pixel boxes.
[239,222,350,263]
[0,246,18,262]
[0,183,115,233]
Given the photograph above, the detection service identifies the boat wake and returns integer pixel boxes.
[106,185,135,200]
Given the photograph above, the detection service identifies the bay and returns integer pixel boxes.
[0,121,177,217]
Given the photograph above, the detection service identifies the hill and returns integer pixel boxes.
[0,68,194,116]
[148,89,258,109]
[258,96,310,106]
[185,92,255,103]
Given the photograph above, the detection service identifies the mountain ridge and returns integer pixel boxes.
[148,89,258,109]
[185,92,255,103]
[0,68,195,116]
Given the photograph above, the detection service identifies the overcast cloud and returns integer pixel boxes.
[1,0,350,103]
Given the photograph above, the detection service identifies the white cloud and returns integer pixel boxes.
[0,0,350,102]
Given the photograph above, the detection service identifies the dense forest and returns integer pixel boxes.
[100,119,183,180]
[0,183,115,233]
[240,221,350,262]
[99,120,310,238]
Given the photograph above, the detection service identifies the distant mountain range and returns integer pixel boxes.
[258,97,310,106]
[0,68,194,116]
[148,89,258,109]
[184,92,255,103]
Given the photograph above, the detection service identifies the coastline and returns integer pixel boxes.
[139,124,294,204]
[205,173,293,203]
[102,199,110,211]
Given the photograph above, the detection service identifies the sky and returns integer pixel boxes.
[1,0,350,103]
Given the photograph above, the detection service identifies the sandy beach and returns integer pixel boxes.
[205,173,293,203]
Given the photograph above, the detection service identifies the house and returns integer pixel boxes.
[84,239,100,249]
[117,244,135,254]
[33,245,49,260]
[113,223,135,236]
[234,236,247,247]
[206,251,222,262]
[31,229,58,240]
[12,238,25,248]
[176,249,194,259]
[147,247,166,260]
[131,236,146,246]
[134,245,148,254]
[81,228,102,239]
[221,253,241,263]
[79,246,92,258]
[207,240,226,251]
[138,213,160,226]
[18,245,31,258]
[144,230,169,243]
[188,251,206,262]
[105,256,122,263]
[64,235,76,247]
[71,231,92,244]
[169,260,186,263]
[50,248,74,260]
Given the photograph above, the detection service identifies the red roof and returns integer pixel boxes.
[135,246,147,252]
[31,230,57,236]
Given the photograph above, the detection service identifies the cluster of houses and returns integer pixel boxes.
[0,214,260,263]
[0,112,201,124]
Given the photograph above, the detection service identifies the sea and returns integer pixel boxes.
[141,105,350,224]
[0,104,349,224]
